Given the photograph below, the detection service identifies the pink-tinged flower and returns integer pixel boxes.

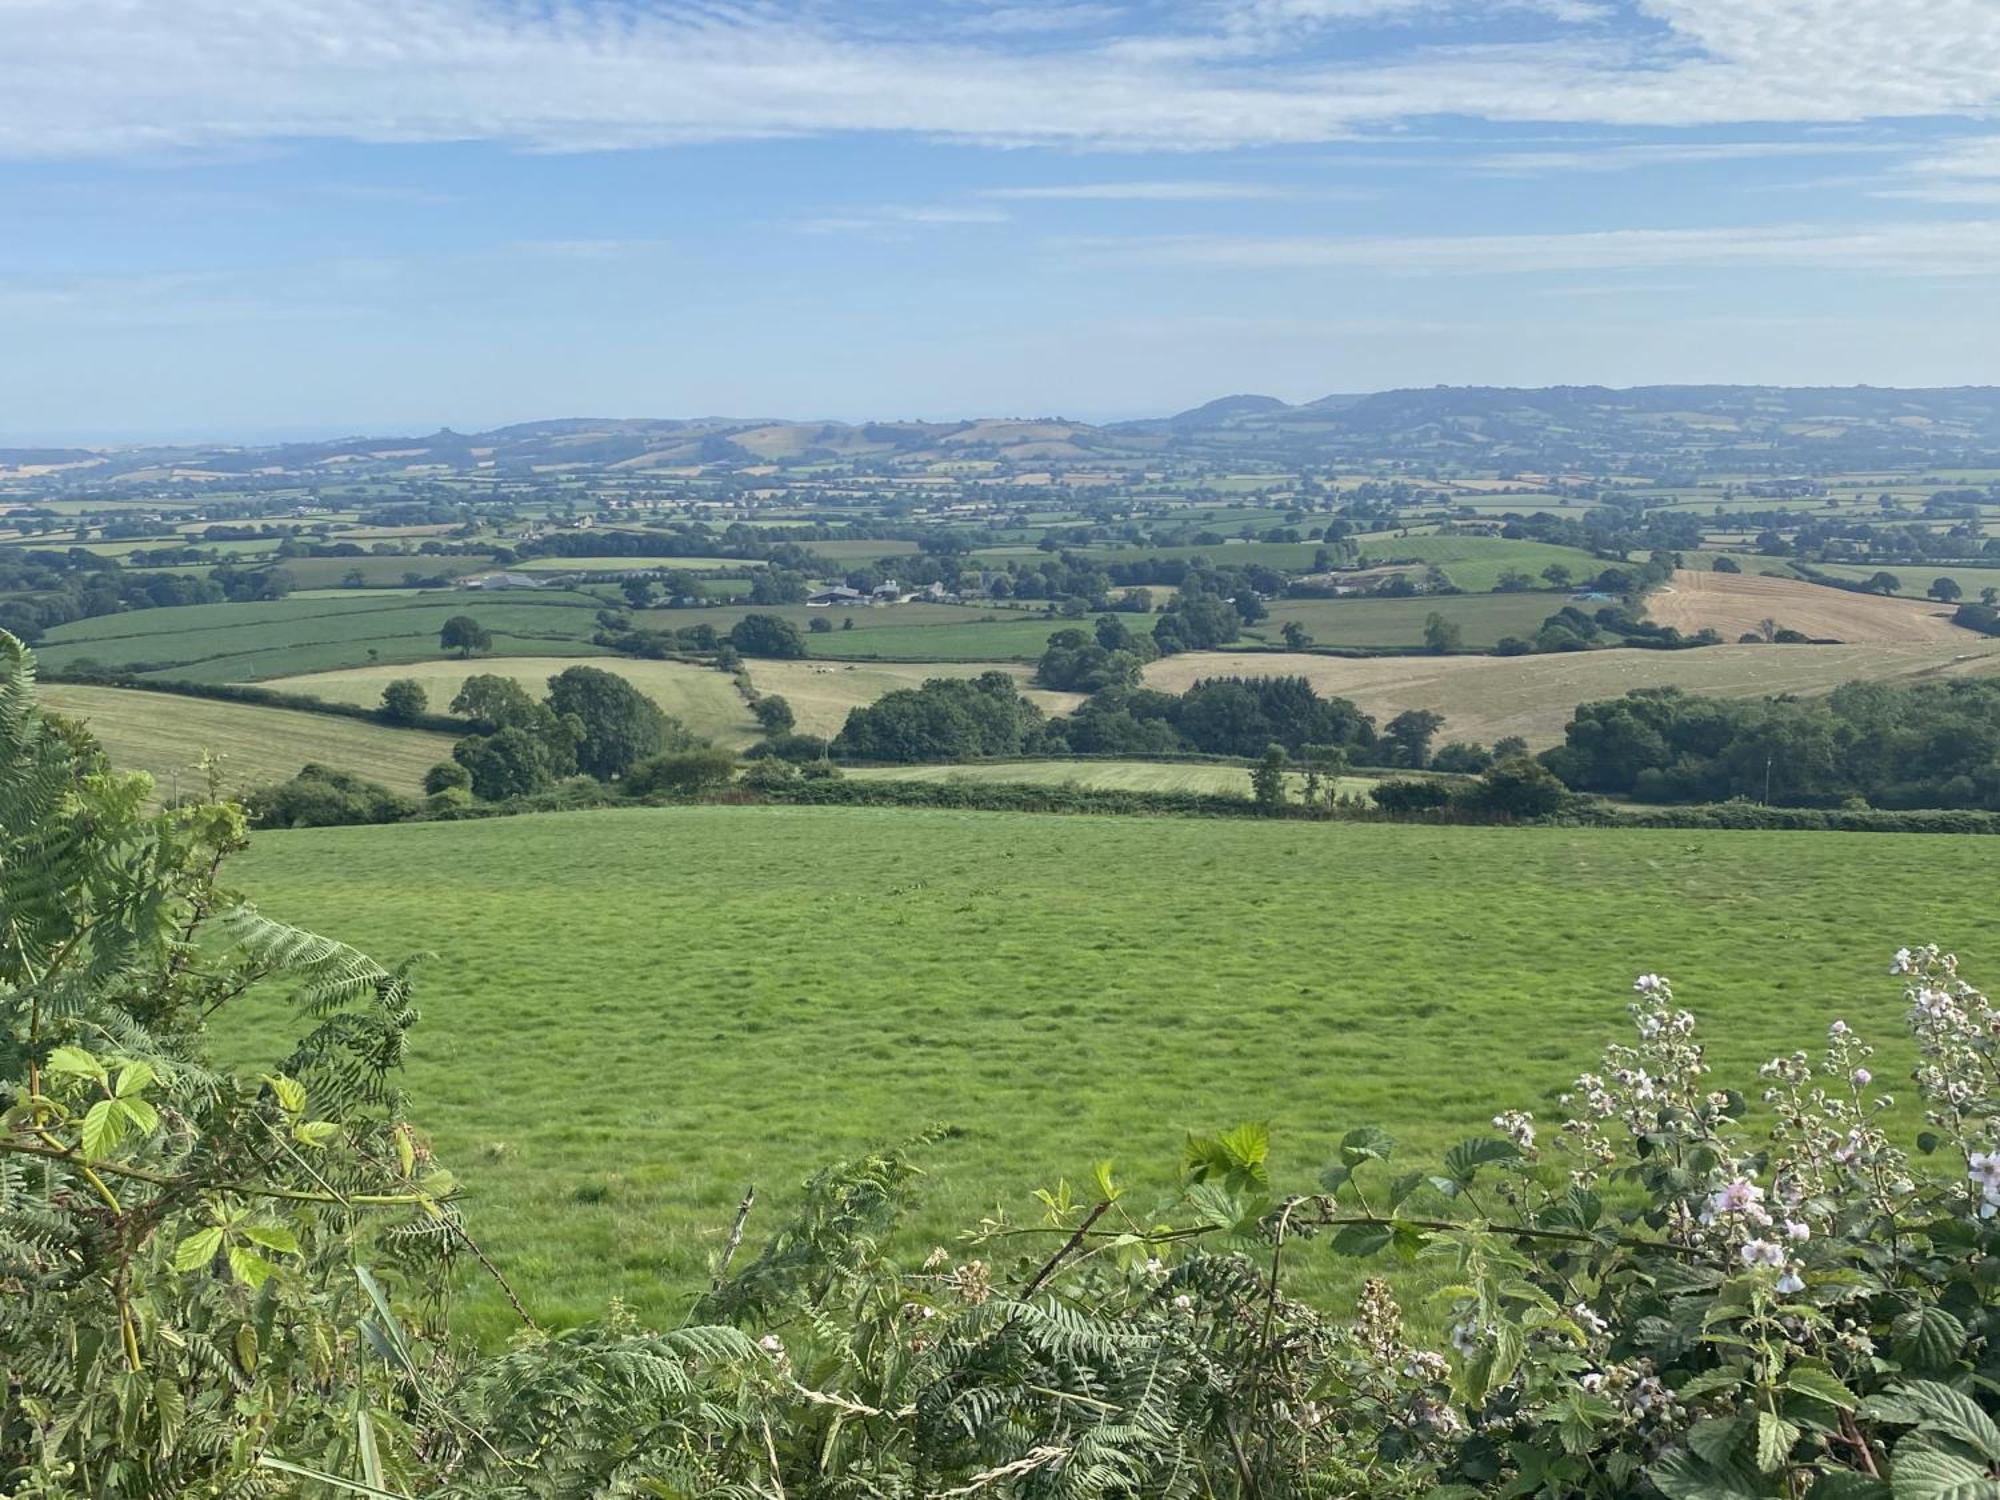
[1852,1068,1872,1087]
[1783,1220,1810,1242]
[1633,974,1668,996]
[1776,1270,1805,1295]
[1829,1020,1850,1037]
[1740,1239,1786,1268]
[1702,1178,1770,1225]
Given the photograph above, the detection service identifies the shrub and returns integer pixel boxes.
[378,677,429,723]
[728,613,807,659]
[625,746,739,796]
[1368,777,1454,814]
[423,759,472,794]
[752,695,797,735]
[243,762,417,827]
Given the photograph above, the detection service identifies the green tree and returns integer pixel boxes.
[423,759,472,794]
[546,664,678,780]
[1280,620,1312,651]
[1422,612,1464,655]
[752,695,796,735]
[1930,576,1964,602]
[1539,563,1573,589]
[621,576,659,608]
[1250,742,1289,810]
[1865,571,1903,595]
[729,613,808,659]
[378,677,428,724]
[440,614,491,658]
[450,673,539,729]
[809,614,834,633]
[1385,708,1446,768]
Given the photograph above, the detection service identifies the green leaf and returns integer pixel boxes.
[1687,1415,1749,1466]
[79,1098,121,1159]
[292,1120,341,1148]
[1754,1412,1798,1473]
[1090,1159,1119,1203]
[1680,1367,1753,1402]
[1808,1473,1891,1500]
[263,1073,307,1114]
[1894,1307,1968,1376]
[44,1045,104,1082]
[1443,1136,1522,1187]
[1340,1126,1395,1167]
[1387,1170,1427,1208]
[116,1097,158,1135]
[226,1246,278,1290]
[1896,1381,2000,1461]
[113,1060,153,1097]
[242,1223,300,1255]
[172,1227,224,1272]
[1648,1445,1767,1500]
[1330,1222,1394,1257]
[1784,1363,1859,1411]
[1885,1442,2000,1500]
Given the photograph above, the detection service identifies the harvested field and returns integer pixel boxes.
[1644,569,1968,643]
[1142,641,2000,748]
[745,659,1086,738]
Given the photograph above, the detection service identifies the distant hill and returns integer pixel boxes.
[10,385,2000,486]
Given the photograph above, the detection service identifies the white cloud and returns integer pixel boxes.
[1878,136,2000,202]
[1,0,1999,159]
[1082,220,2000,275]
[790,203,1011,235]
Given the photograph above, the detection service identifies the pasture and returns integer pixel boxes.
[1144,640,2000,747]
[223,806,1987,1342]
[1255,591,1557,649]
[31,591,608,681]
[263,655,763,747]
[36,684,456,797]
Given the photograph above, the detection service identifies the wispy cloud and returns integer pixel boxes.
[791,203,1011,236]
[1469,140,1907,175]
[1079,220,2000,276]
[981,181,1300,201]
[1876,135,2000,202]
[3,0,2000,159]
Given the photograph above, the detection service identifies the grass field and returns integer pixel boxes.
[32,591,608,681]
[636,602,1134,661]
[745,660,1085,737]
[263,656,763,747]
[844,758,1385,797]
[1813,561,2000,600]
[1144,640,2000,747]
[38,684,457,797]
[1255,592,1558,649]
[276,556,494,589]
[221,806,1994,1343]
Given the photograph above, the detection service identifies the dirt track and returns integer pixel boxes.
[1644,569,1966,643]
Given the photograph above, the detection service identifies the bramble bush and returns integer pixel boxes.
[10,626,2000,1496]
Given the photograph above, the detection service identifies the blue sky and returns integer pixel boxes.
[4,0,2000,441]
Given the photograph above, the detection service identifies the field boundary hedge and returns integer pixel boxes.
[40,669,475,735]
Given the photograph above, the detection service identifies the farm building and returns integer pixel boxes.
[459,572,545,591]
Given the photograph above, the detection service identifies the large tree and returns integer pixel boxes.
[728,613,807,659]
[546,664,681,780]
[440,614,491,658]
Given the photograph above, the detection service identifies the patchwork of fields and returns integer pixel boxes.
[36,684,456,796]
[224,806,1985,1341]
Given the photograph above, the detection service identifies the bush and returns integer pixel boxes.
[752,695,796,735]
[728,613,807,659]
[1467,755,1568,818]
[745,732,831,763]
[1367,778,1454,814]
[378,677,428,723]
[423,760,472,795]
[625,746,739,796]
[243,763,417,828]
[740,757,801,792]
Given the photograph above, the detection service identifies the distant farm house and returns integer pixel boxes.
[806,585,868,606]
[459,571,545,591]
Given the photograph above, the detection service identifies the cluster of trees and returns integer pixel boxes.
[1543,678,2000,808]
[0,546,293,642]
[833,672,1047,762]
[444,666,693,799]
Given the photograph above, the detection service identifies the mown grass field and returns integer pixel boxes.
[1255,591,1557,649]
[37,684,457,796]
[222,806,1989,1343]
[264,656,763,747]
[844,758,1385,797]
[32,591,608,681]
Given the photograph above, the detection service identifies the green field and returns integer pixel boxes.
[32,591,608,681]
[636,602,1138,660]
[275,556,494,589]
[1255,591,1558,648]
[222,806,1983,1343]
[745,659,1082,736]
[37,684,457,797]
[264,655,763,747]
[1341,535,1605,591]
[1813,561,2000,600]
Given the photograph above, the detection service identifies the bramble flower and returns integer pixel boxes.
[1172,1294,1193,1314]
[1852,1068,1872,1087]
[1776,1270,1805,1295]
[1739,1238,1786,1268]
[1634,974,1668,996]
[1783,1219,1810,1242]
[758,1334,784,1355]
[1701,1178,1769,1225]
[1492,1110,1536,1152]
